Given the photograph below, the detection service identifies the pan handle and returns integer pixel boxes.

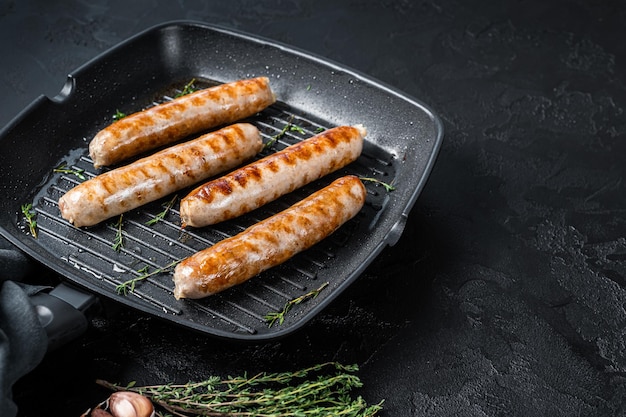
[29,283,98,351]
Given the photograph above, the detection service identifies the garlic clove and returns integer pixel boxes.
[108,391,155,417]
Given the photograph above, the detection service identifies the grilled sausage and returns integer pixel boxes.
[59,123,263,227]
[89,77,275,168]
[173,175,367,299]
[180,124,366,228]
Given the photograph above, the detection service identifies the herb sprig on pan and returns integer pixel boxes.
[21,203,37,238]
[145,195,178,226]
[265,282,329,327]
[115,260,180,295]
[264,116,309,149]
[113,109,126,120]
[360,176,396,192]
[97,361,384,417]
[289,123,306,135]
[112,214,124,251]
[175,78,198,98]
[53,164,86,181]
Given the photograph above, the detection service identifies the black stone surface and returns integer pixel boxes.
[1,1,625,416]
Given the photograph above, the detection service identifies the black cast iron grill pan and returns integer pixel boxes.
[0,21,443,341]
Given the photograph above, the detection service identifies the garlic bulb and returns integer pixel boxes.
[107,391,155,417]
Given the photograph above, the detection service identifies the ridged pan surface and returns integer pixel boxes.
[0,21,443,341]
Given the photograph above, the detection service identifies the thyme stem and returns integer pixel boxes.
[113,109,126,120]
[53,164,86,180]
[264,282,329,327]
[264,116,298,149]
[175,78,197,98]
[115,259,181,295]
[359,177,396,192]
[112,214,124,251]
[146,195,178,226]
[21,203,37,238]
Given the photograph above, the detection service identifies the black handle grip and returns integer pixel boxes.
[29,283,98,351]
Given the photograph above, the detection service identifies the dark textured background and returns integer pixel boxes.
[1,1,625,416]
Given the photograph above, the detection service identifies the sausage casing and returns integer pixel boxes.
[180,124,366,228]
[59,123,263,227]
[89,77,275,168]
[173,175,367,299]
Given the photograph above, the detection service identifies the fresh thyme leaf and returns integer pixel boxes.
[145,195,177,226]
[113,109,126,120]
[265,282,329,327]
[264,117,293,149]
[112,214,124,251]
[53,164,86,180]
[21,203,37,238]
[359,177,396,192]
[289,124,306,135]
[175,78,197,98]
[264,116,310,149]
[115,260,180,295]
[97,361,384,417]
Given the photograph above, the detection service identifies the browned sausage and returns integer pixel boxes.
[173,175,367,299]
[59,123,263,227]
[89,77,275,168]
[179,124,366,228]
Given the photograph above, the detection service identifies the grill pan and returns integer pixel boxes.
[0,21,443,341]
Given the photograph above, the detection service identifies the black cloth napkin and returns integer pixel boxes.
[0,239,47,417]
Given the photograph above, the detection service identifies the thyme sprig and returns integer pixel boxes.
[21,203,37,238]
[146,195,178,226]
[264,119,292,149]
[53,164,86,180]
[265,282,329,327]
[97,362,384,417]
[112,214,124,251]
[264,116,308,149]
[289,124,306,135]
[113,109,126,120]
[115,259,180,295]
[175,78,198,98]
[359,177,396,192]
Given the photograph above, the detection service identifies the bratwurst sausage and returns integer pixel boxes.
[173,175,367,299]
[59,123,263,227]
[89,77,275,168]
[180,124,366,228]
